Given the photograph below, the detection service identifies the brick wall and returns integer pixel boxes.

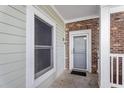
[110,12,124,84]
[65,12,124,74]
[65,18,99,73]
[111,12,124,54]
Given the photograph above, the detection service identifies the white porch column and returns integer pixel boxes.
[99,6,111,88]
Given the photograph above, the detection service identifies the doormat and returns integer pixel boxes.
[71,70,86,76]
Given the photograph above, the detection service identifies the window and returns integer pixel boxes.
[27,6,56,87]
[34,15,53,79]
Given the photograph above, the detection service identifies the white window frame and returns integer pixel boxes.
[69,30,92,72]
[26,6,56,88]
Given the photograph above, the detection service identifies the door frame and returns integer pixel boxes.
[69,29,92,72]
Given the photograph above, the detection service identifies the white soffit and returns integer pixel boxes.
[53,5,100,23]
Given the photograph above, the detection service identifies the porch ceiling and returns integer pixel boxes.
[53,5,100,23]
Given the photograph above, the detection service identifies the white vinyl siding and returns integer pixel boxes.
[0,5,65,88]
[0,5,26,88]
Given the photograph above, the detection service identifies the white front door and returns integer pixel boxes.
[73,35,87,71]
[69,30,91,72]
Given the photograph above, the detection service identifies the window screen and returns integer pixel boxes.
[34,15,53,79]
[35,16,52,45]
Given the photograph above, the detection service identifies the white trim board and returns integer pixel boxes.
[65,15,99,23]
[26,6,56,88]
[99,6,111,88]
[69,30,92,72]
[51,5,65,23]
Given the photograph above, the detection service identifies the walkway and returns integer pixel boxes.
[50,70,99,88]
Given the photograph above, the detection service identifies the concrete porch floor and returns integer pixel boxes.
[50,70,99,88]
